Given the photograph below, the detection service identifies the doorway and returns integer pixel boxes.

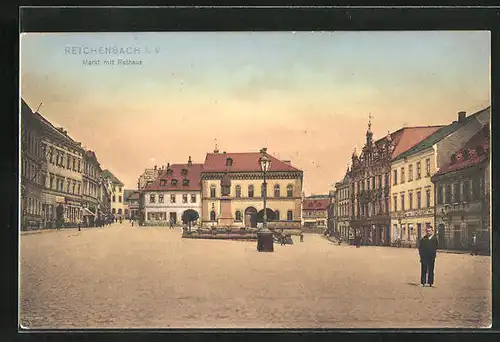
[244,207,258,228]
[169,212,177,224]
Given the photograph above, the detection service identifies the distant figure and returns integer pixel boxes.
[119,218,122,224]
[300,233,304,242]
[471,233,479,256]
[170,220,174,229]
[419,225,439,287]
[132,220,134,227]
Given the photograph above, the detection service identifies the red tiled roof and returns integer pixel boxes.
[143,163,203,191]
[382,126,444,159]
[303,198,330,210]
[203,152,301,173]
[434,125,489,176]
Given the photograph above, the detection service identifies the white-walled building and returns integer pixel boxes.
[101,169,125,220]
[142,157,203,226]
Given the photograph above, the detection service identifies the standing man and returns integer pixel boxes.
[418,225,439,287]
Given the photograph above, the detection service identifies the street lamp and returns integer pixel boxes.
[257,149,273,252]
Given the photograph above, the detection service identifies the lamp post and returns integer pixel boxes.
[257,149,273,252]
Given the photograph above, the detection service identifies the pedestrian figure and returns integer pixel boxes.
[132,220,134,227]
[419,225,438,287]
[170,220,174,229]
[470,233,479,256]
[300,232,304,243]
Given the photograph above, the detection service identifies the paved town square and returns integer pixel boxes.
[20,224,491,329]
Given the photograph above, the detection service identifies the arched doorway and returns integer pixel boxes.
[257,208,277,222]
[244,207,258,228]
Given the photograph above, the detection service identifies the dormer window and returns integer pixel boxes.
[167,169,173,176]
[462,150,470,160]
[450,154,457,164]
[171,179,178,186]
[182,179,189,186]
[181,169,188,176]
[226,158,233,167]
[160,179,167,187]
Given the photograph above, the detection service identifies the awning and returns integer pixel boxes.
[82,208,96,216]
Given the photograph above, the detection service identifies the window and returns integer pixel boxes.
[416,191,421,209]
[210,210,216,221]
[72,183,76,194]
[437,186,443,204]
[463,180,470,201]
[171,179,178,186]
[226,158,233,167]
[119,196,122,202]
[445,184,452,204]
[50,176,54,189]
[393,169,398,185]
[274,184,280,197]
[261,183,266,197]
[181,169,188,176]
[426,189,431,207]
[287,210,293,220]
[235,211,242,221]
[248,185,254,198]
[210,185,216,198]
[67,179,71,193]
[453,183,461,203]
[287,184,293,197]
[182,194,188,203]
[119,187,122,193]
[118,208,122,215]
[408,165,413,181]
[372,177,375,190]
[160,179,166,187]
[182,179,189,186]
[150,194,155,203]
[425,158,431,177]
[73,159,76,171]
[416,161,421,179]
[112,195,116,202]
[275,210,280,221]
[67,156,71,169]
[159,194,164,203]
[78,160,81,172]
[378,175,382,189]
[401,194,405,211]
[235,185,241,198]
[112,208,116,214]
[191,194,196,203]
[170,194,176,203]
[408,192,413,210]
[401,167,405,183]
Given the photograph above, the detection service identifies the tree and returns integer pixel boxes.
[182,209,199,231]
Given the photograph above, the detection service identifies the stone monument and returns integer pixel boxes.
[218,171,234,227]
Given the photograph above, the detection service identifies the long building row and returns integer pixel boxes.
[20,99,126,230]
[329,107,490,252]
[130,147,304,230]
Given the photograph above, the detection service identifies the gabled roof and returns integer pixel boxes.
[393,107,490,162]
[101,169,124,186]
[203,151,302,173]
[433,125,489,177]
[387,126,444,159]
[144,163,203,191]
[302,198,330,210]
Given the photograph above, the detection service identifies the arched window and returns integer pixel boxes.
[248,185,254,198]
[118,208,122,214]
[235,185,241,198]
[287,184,293,197]
[235,211,242,221]
[274,184,280,197]
[210,185,216,198]
[210,210,216,221]
[287,210,293,220]
[275,210,280,221]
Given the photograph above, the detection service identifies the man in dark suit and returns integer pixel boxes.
[418,225,439,287]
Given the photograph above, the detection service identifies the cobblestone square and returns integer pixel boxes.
[20,223,491,329]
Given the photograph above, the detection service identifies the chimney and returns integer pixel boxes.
[154,165,157,170]
[167,163,170,169]
[458,111,466,123]
[188,156,192,166]
[283,160,291,165]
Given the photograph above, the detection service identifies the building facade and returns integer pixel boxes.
[432,125,490,252]
[200,148,303,230]
[99,177,112,219]
[334,170,351,240]
[82,150,101,226]
[302,197,330,233]
[138,165,162,189]
[124,190,139,220]
[102,170,125,220]
[142,157,202,226]
[20,99,45,230]
[348,119,443,246]
[391,107,490,247]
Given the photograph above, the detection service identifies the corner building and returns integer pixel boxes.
[200,149,303,230]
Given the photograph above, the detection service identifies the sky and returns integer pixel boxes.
[20,31,490,195]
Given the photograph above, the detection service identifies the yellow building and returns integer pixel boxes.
[200,148,303,231]
[102,169,125,220]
